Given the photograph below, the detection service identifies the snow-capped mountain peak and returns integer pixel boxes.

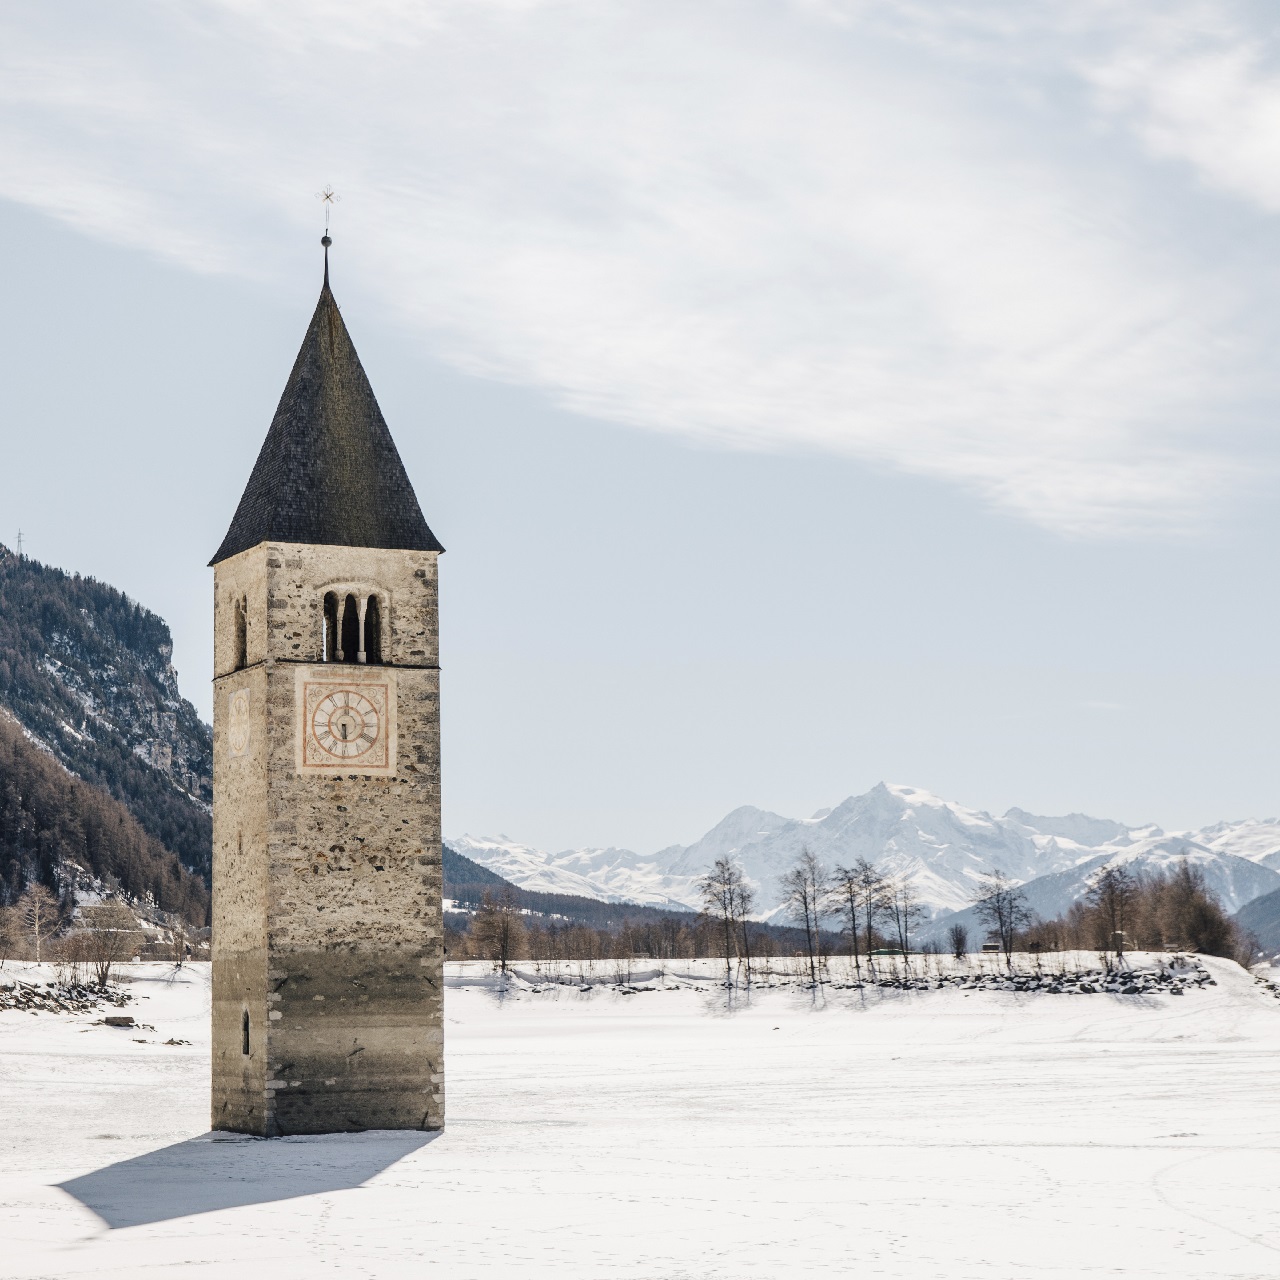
[452,783,1280,925]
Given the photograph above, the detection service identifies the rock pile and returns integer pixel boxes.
[0,978,132,1015]
[490,959,1221,998]
[1252,973,1280,1000]
[829,962,1214,995]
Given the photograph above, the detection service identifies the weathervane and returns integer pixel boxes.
[316,185,340,281]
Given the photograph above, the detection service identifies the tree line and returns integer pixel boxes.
[453,849,1259,975]
[1022,861,1254,963]
[747,850,1255,973]
[0,881,190,985]
[689,849,938,983]
[445,887,840,969]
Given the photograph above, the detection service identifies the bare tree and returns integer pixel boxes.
[1086,865,1139,962]
[947,922,968,961]
[0,906,20,964]
[970,871,1032,968]
[471,887,526,973]
[781,849,828,985]
[699,857,746,983]
[732,871,756,985]
[1233,927,1262,969]
[81,902,142,987]
[853,859,889,965]
[833,865,863,980]
[51,931,91,986]
[19,884,60,963]
[888,877,926,957]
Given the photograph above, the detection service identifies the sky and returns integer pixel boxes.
[4,1,1280,852]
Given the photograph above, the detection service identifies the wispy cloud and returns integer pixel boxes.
[3,1,1279,534]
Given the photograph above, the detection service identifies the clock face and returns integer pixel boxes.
[298,674,395,774]
[312,690,380,760]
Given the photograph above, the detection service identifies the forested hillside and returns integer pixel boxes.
[0,711,208,922]
[0,545,212,881]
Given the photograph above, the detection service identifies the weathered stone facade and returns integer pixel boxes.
[211,540,443,1135]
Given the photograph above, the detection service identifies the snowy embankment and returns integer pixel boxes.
[3,956,1280,1279]
[476,951,1220,997]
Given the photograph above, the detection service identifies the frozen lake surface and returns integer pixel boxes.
[2,955,1279,1278]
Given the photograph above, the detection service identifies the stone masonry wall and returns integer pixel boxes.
[211,546,270,1132]
[212,541,443,1136]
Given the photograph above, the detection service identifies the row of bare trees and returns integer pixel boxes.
[0,883,151,984]
[691,850,933,985]
[939,862,1253,967]
[702,851,1251,976]
[1026,861,1253,963]
[779,850,929,983]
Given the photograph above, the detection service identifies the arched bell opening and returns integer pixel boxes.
[322,592,339,662]
[365,595,382,665]
[341,594,360,664]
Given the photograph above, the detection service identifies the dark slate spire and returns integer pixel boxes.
[210,252,443,565]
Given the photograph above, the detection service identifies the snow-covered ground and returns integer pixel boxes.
[4,956,1280,1278]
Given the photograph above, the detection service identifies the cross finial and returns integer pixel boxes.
[316,186,340,285]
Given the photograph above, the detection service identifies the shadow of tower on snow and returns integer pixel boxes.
[59,1129,439,1228]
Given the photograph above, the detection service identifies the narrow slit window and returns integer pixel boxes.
[233,597,247,671]
[365,595,382,665]
[341,594,359,664]
[241,1009,250,1056]
[323,592,339,662]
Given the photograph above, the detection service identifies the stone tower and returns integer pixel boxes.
[209,249,445,1136]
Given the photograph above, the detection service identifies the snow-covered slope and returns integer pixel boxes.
[447,836,702,911]
[1195,818,1280,869]
[453,785,1280,923]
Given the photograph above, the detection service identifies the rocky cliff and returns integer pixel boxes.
[0,545,212,884]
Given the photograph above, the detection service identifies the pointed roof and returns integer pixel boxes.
[210,272,443,565]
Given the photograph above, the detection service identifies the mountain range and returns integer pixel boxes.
[451,782,1280,929]
[7,543,1280,945]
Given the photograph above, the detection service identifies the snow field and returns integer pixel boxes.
[2,956,1279,1278]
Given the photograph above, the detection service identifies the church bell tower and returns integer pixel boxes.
[209,242,445,1135]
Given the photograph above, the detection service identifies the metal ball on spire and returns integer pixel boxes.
[316,187,339,286]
